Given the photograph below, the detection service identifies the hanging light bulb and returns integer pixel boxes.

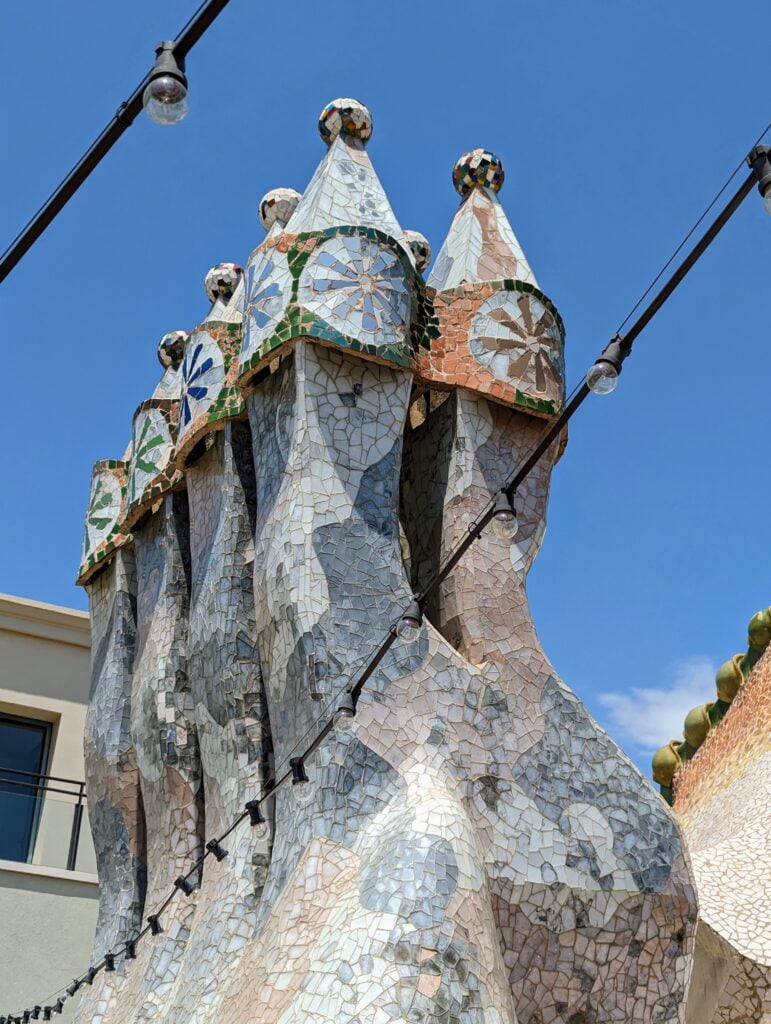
[124,940,137,960]
[586,360,619,395]
[332,690,356,733]
[143,42,189,126]
[490,492,518,541]
[586,334,631,395]
[397,599,423,641]
[245,798,269,839]
[104,953,116,973]
[147,914,163,936]
[289,757,314,805]
[65,981,80,998]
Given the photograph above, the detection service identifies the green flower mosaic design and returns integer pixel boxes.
[82,474,121,558]
[128,409,170,507]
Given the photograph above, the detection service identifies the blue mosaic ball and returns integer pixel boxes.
[318,98,372,146]
[453,149,505,197]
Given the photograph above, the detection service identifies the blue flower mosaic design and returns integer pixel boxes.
[180,332,223,430]
[241,248,292,362]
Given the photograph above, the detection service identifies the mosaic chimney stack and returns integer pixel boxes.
[76,99,705,1024]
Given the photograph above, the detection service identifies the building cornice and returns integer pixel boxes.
[0,593,89,649]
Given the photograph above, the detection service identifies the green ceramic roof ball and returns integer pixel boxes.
[715,654,744,703]
[652,741,682,788]
[683,703,713,749]
[747,607,771,650]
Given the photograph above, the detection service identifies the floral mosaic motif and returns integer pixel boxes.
[127,408,172,506]
[180,332,224,432]
[298,235,410,347]
[81,471,122,560]
[470,291,564,395]
[241,248,292,362]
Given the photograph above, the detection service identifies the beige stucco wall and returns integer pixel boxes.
[0,593,98,1017]
[0,862,99,1020]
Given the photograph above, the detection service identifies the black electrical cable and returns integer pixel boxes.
[615,122,771,335]
[0,0,231,285]
[3,130,767,1022]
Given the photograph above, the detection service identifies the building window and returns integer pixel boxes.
[0,713,51,863]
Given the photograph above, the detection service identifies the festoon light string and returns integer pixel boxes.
[3,130,770,1023]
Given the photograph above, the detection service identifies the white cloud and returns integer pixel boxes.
[597,656,716,754]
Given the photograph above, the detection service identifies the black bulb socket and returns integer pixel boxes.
[206,839,229,862]
[748,144,771,198]
[245,799,265,826]
[174,876,195,897]
[149,41,187,90]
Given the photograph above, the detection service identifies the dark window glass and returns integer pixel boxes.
[0,714,50,862]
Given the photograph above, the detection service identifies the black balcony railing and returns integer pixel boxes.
[0,766,88,871]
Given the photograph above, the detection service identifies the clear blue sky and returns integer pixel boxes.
[2,0,769,773]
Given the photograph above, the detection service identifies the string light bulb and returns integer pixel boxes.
[289,757,314,805]
[245,799,269,838]
[124,940,137,960]
[586,360,619,395]
[147,914,163,936]
[397,599,423,641]
[490,492,518,541]
[143,42,188,126]
[332,690,356,733]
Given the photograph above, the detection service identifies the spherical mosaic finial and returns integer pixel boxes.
[204,263,243,304]
[453,149,505,197]
[404,230,431,274]
[318,98,372,146]
[259,187,302,231]
[157,330,189,370]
